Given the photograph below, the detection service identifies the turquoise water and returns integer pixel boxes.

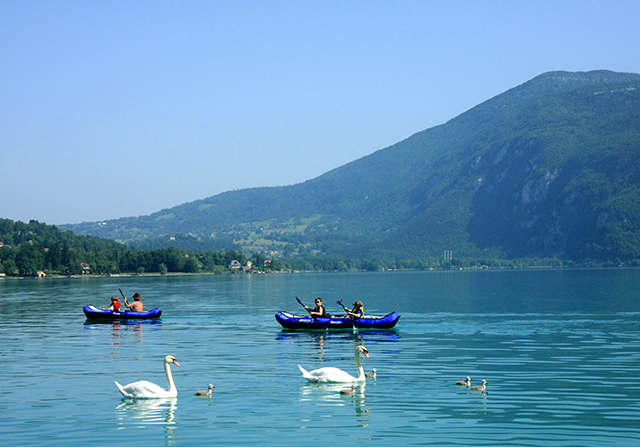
[1,269,640,446]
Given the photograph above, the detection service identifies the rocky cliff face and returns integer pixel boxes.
[390,72,640,261]
[468,138,571,257]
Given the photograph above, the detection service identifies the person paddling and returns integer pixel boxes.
[124,292,144,312]
[347,300,364,319]
[304,297,328,318]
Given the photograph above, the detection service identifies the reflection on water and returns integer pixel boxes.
[83,319,162,328]
[83,320,162,347]
[116,397,177,425]
[300,382,365,401]
[116,398,179,443]
[463,387,489,414]
[277,329,400,340]
[110,322,145,345]
[312,334,326,362]
[115,397,178,445]
[276,329,400,352]
[300,383,371,427]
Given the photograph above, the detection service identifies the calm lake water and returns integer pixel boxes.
[1,269,639,446]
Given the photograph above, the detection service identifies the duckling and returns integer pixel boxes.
[340,385,357,395]
[470,380,487,391]
[365,368,377,379]
[195,383,215,396]
[456,376,471,386]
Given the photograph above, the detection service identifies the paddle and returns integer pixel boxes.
[118,288,128,311]
[337,298,349,313]
[337,298,360,321]
[336,298,357,330]
[296,296,311,313]
[296,296,328,330]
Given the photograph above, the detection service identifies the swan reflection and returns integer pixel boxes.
[300,382,367,401]
[116,397,177,425]
[299,383,370,426]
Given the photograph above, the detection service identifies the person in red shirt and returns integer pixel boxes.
[103,296,121,312]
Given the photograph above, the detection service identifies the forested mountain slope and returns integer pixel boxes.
[63,71,640,262]
[0,218,252,276]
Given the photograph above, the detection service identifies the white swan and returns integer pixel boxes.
[115,355,180,399]
[298,345,369,383]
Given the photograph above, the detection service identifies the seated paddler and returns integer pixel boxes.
[304,297,328,317]
[347,300,364,319]
[124,292,144,312]
[103,296,121,311]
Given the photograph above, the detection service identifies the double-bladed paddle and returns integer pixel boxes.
[296,296,311,313]
[337,298,361,321]
[336,298,358,330]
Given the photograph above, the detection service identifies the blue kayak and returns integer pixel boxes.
[275,311,400,330]
[83,304,162,320]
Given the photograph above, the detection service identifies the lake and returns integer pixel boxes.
[1,269,639,446]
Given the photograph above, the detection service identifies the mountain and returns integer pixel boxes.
[63,70,640,262]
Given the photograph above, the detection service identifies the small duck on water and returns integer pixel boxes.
[195,384,215,396]
[365,368,377,379]
[456,376,471,386]
[340,385,358,395]
[470,380,487,391]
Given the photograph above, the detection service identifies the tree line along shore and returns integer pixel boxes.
[2,218,636,279]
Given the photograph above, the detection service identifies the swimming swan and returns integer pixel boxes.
[470,380,487,391]
[298,345,369,383]
[456,376,471,386]
[115,355,180,399]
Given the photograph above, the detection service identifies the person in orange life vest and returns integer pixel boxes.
[103,296,121,311]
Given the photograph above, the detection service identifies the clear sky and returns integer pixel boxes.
[2,1,640,225]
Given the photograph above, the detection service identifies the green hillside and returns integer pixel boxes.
[63,71,640,263]
[0,218,259,276]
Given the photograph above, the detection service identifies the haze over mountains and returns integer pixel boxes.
[63,70,640,263]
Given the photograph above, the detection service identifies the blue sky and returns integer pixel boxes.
[2,1,640,225]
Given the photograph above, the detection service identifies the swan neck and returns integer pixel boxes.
[355,350,365,380]
[165,361,176,392]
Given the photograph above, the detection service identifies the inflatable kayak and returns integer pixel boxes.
[275,311,400,330]
[83,304,162,320]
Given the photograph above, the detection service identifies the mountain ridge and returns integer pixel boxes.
[62,70,640,262]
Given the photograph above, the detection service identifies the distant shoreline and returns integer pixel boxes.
[2,264,634,281]
[0,270,298,280]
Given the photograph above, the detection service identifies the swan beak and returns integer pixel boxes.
[363,350,369,358]
[173,359,180,366]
